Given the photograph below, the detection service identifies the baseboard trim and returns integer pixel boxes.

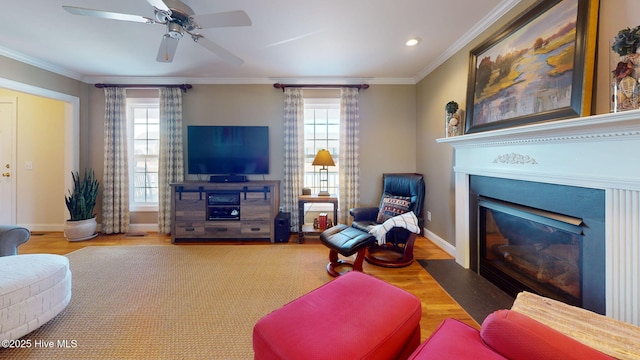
[127,224,159,233]
[423,228,456,257]
[20,223,159,234]
[19,224,64,232]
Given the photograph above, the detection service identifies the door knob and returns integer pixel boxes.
[2,172,10,177]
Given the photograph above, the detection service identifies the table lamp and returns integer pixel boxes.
[312,149,335,196]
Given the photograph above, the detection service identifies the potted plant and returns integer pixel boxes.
[64,169,100,241]
[445,101,459,115]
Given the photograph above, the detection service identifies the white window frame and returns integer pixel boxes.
[303,98,340,198]
[126,97,160,212]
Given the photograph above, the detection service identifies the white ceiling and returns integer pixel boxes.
[0,0,520,84]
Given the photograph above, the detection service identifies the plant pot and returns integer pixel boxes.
[64,217,98,242]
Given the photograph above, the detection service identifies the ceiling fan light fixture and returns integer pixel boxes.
[167,22,183,39]
[155,10,170,23]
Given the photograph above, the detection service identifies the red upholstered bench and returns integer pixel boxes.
[407,318,507,359]
[407,310,615,360]
[253,271,422,359]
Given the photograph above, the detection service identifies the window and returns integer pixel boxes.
[304,98,340,196]
[127,98,159,211]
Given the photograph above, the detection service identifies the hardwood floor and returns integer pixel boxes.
[18,231,479,340]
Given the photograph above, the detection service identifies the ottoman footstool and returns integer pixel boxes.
[253,271,422,359]
[320,224,375,277]
[0,254,72,340]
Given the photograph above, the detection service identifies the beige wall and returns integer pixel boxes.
[3,0,633,233]
[0,57,89,171]
[86,83,416,225]
[0,55,90,230]
[417,0,640,247]
[0,57,88,100]
[182,85,285,182]
[358,85,417,207]
[416,0,538,246]
[0,82,417,228]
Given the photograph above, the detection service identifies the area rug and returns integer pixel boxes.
[2,245,331,359]
[418,259,515,323]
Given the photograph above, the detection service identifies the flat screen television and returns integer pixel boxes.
[187,126,269,175]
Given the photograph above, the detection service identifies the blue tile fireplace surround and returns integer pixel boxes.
[469,175,605,314]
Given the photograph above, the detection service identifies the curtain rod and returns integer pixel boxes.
[94,83,193,92]
[273,83,369,91]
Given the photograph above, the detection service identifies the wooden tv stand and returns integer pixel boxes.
[170,181,280,243]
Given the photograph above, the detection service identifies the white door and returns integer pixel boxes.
[0,97,16,224]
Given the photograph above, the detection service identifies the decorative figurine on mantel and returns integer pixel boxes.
[445,101,462,137]
[612,61,638,111]
[611,25,640,112]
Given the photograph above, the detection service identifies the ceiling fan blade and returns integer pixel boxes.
[193,10,252,28]
[62,6,153,23]
[146,0,170,12]
[195,37,244,65]
[156,35,180,62]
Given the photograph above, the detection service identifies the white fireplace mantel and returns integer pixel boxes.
[437,110,640,325]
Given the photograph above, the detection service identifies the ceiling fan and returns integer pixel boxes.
[62,0,251,65]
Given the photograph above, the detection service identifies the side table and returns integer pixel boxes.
[298,195,338,243]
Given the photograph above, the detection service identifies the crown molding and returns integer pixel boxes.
[0,47,419,86]
[414,0,522,83]
[0,46,84,82]
[1,1,524,86]
[82,76,418,86]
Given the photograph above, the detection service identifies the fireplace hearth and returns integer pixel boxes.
[469,176,605,314]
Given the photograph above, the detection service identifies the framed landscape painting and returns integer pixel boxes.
[465,0,599,134]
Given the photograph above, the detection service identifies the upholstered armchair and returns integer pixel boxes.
[350,173,425,267]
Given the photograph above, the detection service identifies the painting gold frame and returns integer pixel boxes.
[465,0,599,134]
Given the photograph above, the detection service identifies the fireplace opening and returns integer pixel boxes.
[479,198,583,307]
[469,176,605,314]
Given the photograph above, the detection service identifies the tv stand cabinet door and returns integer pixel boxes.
[241,192,271,218]
[172,190,206,242]
[240,191,272,239]
[174,192,205,219]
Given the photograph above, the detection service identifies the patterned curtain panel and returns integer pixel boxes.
[339,88,360,224]
[282,88,304,230]
[158,88,184,234]
[102,87,130,234]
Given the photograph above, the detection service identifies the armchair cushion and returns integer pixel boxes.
[349,207,379,223]
[376,195,411,223]
[379,173,425,218]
